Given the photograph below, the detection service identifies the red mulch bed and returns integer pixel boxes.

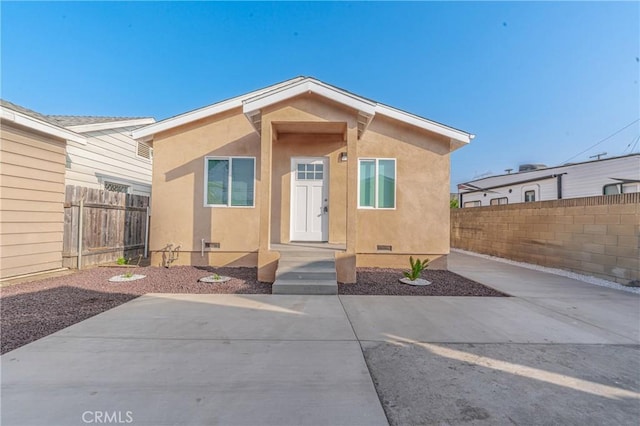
[339,268,508,296]
[1,266,268,354]
[2,265,506,354]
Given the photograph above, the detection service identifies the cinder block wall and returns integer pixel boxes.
[451,194,640,285]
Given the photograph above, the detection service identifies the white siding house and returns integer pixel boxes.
[48,116,155,196]
[458,154,640,207]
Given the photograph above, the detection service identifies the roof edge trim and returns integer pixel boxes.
[131,77,305,139]
[67,118,156,133]
[242,79,377,116]
[376,105,472,144]
[1,106,86,145]
[131,77,473,144]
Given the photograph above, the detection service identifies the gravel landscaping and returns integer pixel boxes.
[339,268,508,296]
[2,265,505,354]
[1,266,268,354]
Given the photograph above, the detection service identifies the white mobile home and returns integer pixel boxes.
[458,154,640,207]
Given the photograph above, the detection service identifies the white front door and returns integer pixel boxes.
[290,157,328,242]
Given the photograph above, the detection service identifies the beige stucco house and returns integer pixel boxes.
[132,77,473,283]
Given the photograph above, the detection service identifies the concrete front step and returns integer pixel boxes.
[276,253,335,261]
[277,266,336,276]
[272,279,338,295]
[273,245,339,295]
[277,261,336,274]
[276,271,337,281]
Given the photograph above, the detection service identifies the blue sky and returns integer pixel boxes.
[2,1,638,190]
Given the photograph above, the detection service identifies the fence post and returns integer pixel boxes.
[144,205,150,258]
[78,197,84,270]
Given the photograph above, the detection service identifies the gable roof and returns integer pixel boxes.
[47,115,153,127]
[0,99,86,145]
[131,77,474,146]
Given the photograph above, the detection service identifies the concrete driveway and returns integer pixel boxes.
[347,251,640,425]
[2,251,639,425]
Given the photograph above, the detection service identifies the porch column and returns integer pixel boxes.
[257,119,279,282]
[336,125,358,283]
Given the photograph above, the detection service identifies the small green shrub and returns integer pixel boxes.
[116,257,128,265]
[213,273,221,280]
[450,198,459,209]
[122,271,134,279]
[403,256,430,281]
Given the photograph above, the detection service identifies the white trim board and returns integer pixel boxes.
[131,77,305,139]
[68,118,156,133]
[131,77,474,146]
[0,106,86,145]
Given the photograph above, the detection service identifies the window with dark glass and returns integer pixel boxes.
[205,157,255,207]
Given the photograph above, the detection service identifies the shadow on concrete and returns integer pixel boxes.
[363,335,640,425]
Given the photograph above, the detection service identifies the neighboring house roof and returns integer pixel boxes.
[49,116,156,133]
[47,115,152,127]
[458,153,640,192]
[131,77,475,147]
[0,99,86,145]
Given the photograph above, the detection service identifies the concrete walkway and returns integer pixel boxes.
[2,251,639,425]
[1,294,387,426]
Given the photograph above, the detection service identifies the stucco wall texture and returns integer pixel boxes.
[451,193,640,285]
[148,94,454,281]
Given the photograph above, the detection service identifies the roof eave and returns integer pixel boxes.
[131,77,306,140]
[130,77,474,146]
[1,106,86,145]
[375,104,473,146]
[67,118,156,133]
[241,79,377,116]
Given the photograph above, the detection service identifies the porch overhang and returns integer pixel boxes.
[272,121,347,141]
[242,79,376,139]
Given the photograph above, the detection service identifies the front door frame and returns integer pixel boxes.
[290,156,329,242]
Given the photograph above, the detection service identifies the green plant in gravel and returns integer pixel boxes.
[122,271,134,279]
[213,273,221,280]
[403,256,430,281]
[116,257,128,265]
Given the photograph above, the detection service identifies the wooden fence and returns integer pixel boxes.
[62,186,150,268]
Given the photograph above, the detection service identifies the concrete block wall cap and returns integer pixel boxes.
[399,278,432,286]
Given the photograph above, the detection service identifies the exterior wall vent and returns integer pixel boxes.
[137,141,153,159]
[376,245,392,252]
[205,242,220,249]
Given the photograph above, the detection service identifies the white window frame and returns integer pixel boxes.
[203,156,256,208]
[464,200,481,208]
[357,158,397,210]
[604,183,640,195]
[490,197,508,206]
